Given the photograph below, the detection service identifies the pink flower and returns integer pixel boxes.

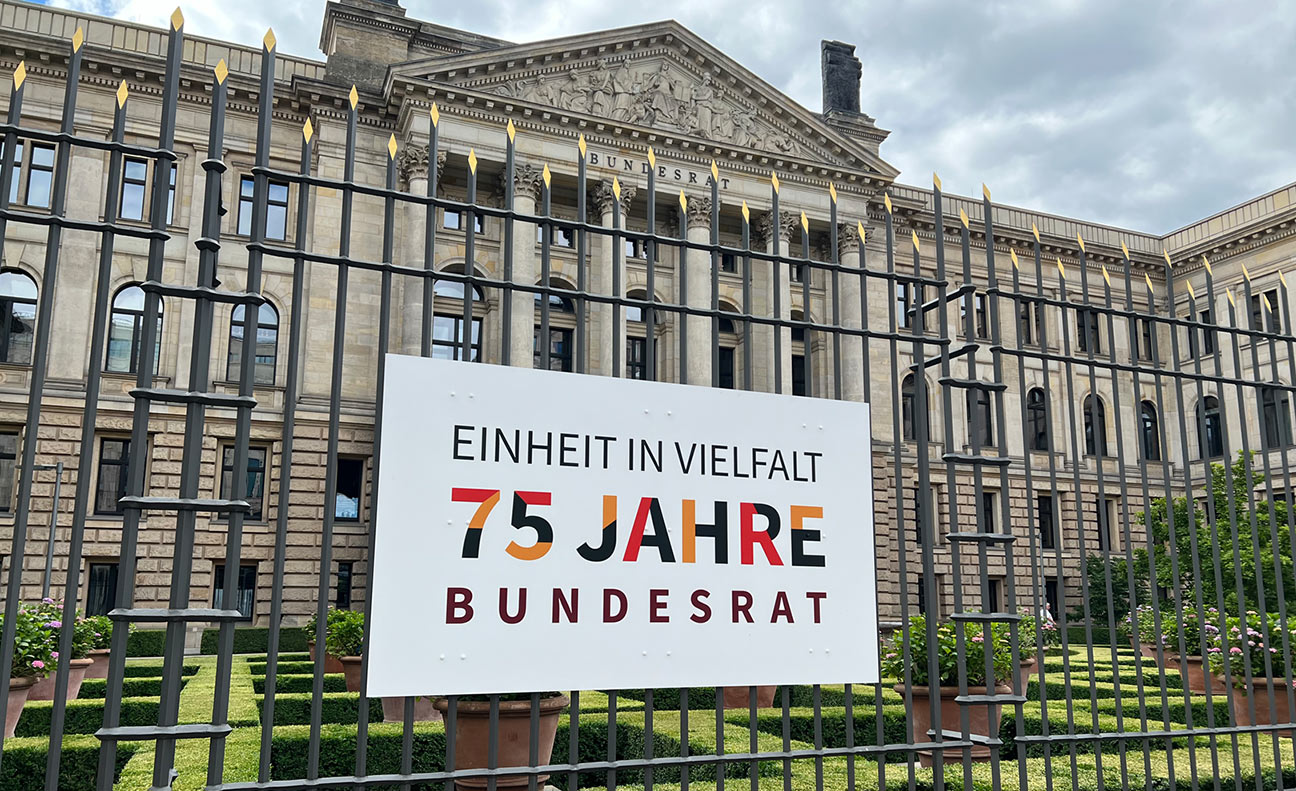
[46,621,61,629]
[51,651,58,659]
[1231,647,1243,655]
[41,598,53,605]
[32,660,44,669]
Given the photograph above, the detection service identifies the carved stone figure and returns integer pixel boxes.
[559,68,587,112]
[610,60,635,121]
[588,59,613,116]
[649,64,677,124]
[692,73,717,138]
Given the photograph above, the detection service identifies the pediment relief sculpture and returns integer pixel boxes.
[481,58,801,157]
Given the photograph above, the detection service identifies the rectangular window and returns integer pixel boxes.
[624,239,643,259]
[790,263,803,284]
[334,457,365,522]
[335,560,353,609]
[0,430,16,513]
[975,293,989,339]
[791,353,807,396]
[444,210,463,231]
[1036,494,1056,550]
[980,491,997,534]
[1044,578,1060,619]
[1018,300,1035,345]
[166,163,177,225]
[533,327,574,371]
[915,574,941,617]
[721,253,738,273]
[120,157,148,221]
[718,347,736,390]
[213,563,257,620]
[626,336,647,380]
[897,282,911,329]
[1250,288,1281,333]
[2,140,21,204]
[431,315,482,361]
[238,175,290,240]
[987,578,1002,614]
[1200,309,1215,354]
[1136,318,1156,361]
[1095,497,1116,552]
[219,445,268,521]
[1077,308,1101,353]
[86,561,120,617]
[94,438,131,515]
[25,143,55,209]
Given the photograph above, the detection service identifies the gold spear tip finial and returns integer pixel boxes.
[1056,257,1066,278]
[710,160,719,183]
[958,208,969,229]
[214,59,228,85]
[506,118,516,143]
[1263,293,1273,312]
[348,85,359,110]
[1186,280,1196,299]
[541,162,551,188]
[170,7,184,30]
[1242,262,1252,282]
[1101,264,1111,286]
[612,176,621,202]
[932,172,941,190]
[386,134,397,160]
[982,183,991,201]
[678,190,687,212]
[13,61,26,91]
[302,118,314,143]
[828,182,838,204]
[115,79,129,108]
[467,148,478,174]
[1144,272,1154,292]
[1202,255,1213,275]
[1281,271,1289,288]
[1010,249,1019,270]
[577,133,587,158]
[911,230,920,252]
[1226,286,1236,306]
[1120,241,1129,260]
[799,211,809,234]
[883,192,893,214]
[741,200,750,224]
[1076,233,1086,253]
[770,171,780,193]
[1031,223,1040,243]
[72,27,84,53]
[429,102,440,127]
[263,28,277,52]
[646,146,656,169]
[857,220,866,244]
[1162,249,1172,266]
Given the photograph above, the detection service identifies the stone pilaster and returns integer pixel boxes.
[682,195,713,386]
[837,222,865,402]
[590,180,636,377]
[508,163,546,367]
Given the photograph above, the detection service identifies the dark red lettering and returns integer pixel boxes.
[649,589,669,623]
[690,589,712,623]
[806,591,827,623]
[603,588,628,623]
[770,591,794,623]
[446,587,473,624]
[732,590,754,623]
[552,588,578,623]
[499,587,527,624]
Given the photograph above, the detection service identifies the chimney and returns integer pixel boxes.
[821,40,862,116]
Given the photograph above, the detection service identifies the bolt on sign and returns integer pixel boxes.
[368,355,878,696]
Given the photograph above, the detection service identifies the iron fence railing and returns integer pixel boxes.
[0,14,1294,791]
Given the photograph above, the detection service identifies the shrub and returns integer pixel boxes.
[0,735,139,791]
[252,674,347,694]
[79,615,114,650]
[880,614,1015,687]
[256,692,384,726]
[1206,611,1296,679]
[2,603,56,678]
[15,697,161,737]
[324,610,365,658]
[199,626,308,655]
[126,629,166,657]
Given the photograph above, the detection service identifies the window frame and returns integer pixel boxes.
[1036,493,1056,550]
[333,455,367,523]
[226,302,280,385]
[218,443,269,522]
[105,284,163,375]
[212,562,257,621]
[0,270,37,366]
[237,174,291,241]
[93,436,131,516]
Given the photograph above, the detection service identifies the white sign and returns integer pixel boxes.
[367,355,878,697]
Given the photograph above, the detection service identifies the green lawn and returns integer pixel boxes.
[2,646,1293,791]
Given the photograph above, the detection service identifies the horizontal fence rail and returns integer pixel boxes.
[0,13,1293,791]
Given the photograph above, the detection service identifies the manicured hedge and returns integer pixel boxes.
[252,674,348,694]
[615,685,891,712]
[200,627,308,655]
[256,692,384,726]
[15,697,161,737]
[0,735,139,791]
[269,719,780,786]
[125,629,166,657]
[247,661,315,676]
[77,678,167,698]
[121,662,198,678]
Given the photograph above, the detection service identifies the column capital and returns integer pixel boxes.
[590,180,637,218]
[397,144,432,186]
[778,210,802,242]
[837,222,869,257]
[506,163,546,202]
[682,194,713,231]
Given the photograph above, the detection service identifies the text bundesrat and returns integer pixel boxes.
[445,587,829,625]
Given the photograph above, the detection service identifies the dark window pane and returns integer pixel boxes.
[792,353,807,396]
[106,285,162,374]
[95,437,130,515]
[86,562,119,617]
[335,561,353,609]
[220,446,267,521]
[25,143,54,208]
[335,457,364,521]
[213,563,257,619]
[718,346,735,390]
[1037,495,1056,550]
[0,431,16,512]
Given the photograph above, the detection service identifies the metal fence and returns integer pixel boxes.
[1,15,1296,791]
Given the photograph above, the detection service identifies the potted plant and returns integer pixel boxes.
[1207,611,1296,733]
[433,692,570,789]
[324,608,366,692]
[306,610,345,675]
[2,603,56,738]
[1162,607,1224,693]
[720,685,777,709]
[27,600,96,702]
[81,615,113,680]
[881,614,1013,766]
[1122,604,1162,661]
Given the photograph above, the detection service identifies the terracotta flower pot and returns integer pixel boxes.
[5,676,35,739]
[85,649,111,680]
[28,658,94,702]
[433,695,569,790]
[721,685,777,710]
[1168,654,1223,694]
[339,656,363,692]
[308,642,345,675]
[1015,658,1038,694]
[899,683,1010,767]
[1230,678,1296,736]
[381,696,441,723]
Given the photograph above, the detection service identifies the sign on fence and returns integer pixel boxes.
[368,355,878,696]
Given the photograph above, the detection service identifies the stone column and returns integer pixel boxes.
[837,222,866,402]
[508,164,546,368]
[397,146,441,355]
[590,180,636,377]
[682,195,713,386]
[757,211,797,394]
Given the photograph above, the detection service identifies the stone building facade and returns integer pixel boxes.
[0,0,1293,637]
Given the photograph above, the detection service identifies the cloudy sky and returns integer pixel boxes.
[44,0,1296,233]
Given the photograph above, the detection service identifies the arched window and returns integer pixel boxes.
[106,284,162,374]
[1026,387,1049,451]
[967,388,993,447]
[1083,395,1107,456]
[901,374,923,442]
[227,302,279,384]
[1140,401,1161,461]
[1197,395,1224,459]
[432,277,484,361]
[534,278,576,371]
[1261,386,1293,450]
[0,271,37,365]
